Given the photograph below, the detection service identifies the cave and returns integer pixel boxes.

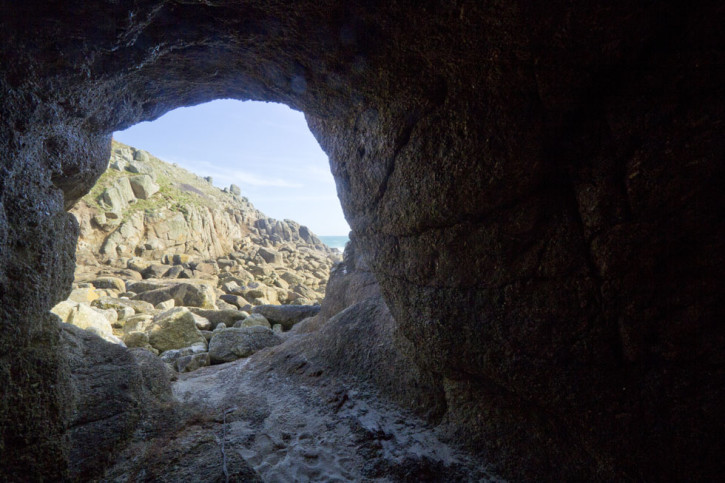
[1,1,723,481]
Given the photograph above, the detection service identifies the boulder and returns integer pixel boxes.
[219,294,250,310]
[141,264,170,279]
[163,265,184,279]
[175,353,211,373]
[98,176,136,213]
[248,264,273,277]
[126,161,155,178]
[60,325,148,479]
[64,303,124,346]
[125,280,167,293]
[159,342,208,366]
[51,300,77,323]
[68,286,100,304]
[189,313,210,332]
[216,258,235,269]
[128,258,151,273]
[132,281,217,309]
[234,313,271,329]
[229,184,241,196]
[92,296,154,314]
[123,315,155,334]
[256,246,282,265]
[91,297,138,321]
[132,150,149,162]
[251,304,321,331]
[90,277,126,292]
[155,299,175,311]
[193,261,218,275]
[215,299,238,310]
[242,283,278,304]
[189,308,246,328]
[128,348,176,400]
[124,331,150,349]
[128,174,159,199]
[221,280,244,295]
[208,327,282,364]
[147,308,207,353]
[200,330,213,341]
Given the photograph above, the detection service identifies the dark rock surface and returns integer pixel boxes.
[1,1,723,480]
[61,325,167,480]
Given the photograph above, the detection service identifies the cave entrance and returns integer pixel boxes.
[59,98,351,357]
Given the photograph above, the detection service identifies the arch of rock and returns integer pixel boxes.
[1,1,723,480]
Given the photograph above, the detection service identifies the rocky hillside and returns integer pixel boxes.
[51,140,341,372]
[72,140,339,305]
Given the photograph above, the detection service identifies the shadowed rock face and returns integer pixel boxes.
[1,1,723,480]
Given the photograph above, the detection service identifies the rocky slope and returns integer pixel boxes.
[51,140,340,373]
[73,140,338,304]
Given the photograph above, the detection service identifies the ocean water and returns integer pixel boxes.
[318,235,349,250]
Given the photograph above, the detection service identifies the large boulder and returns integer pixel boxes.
[128,174,159,199]
[52,302,123,346]
[256,246,282,265]
[251,304,321,331]
[60,325,152,480]
[98,176,136,213]
[131,280,217,309]
[208,326,282,364]
[147,307,207,353]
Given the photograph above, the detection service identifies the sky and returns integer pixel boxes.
[113,99,350,236]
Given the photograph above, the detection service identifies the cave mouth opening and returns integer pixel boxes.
[59,98,353,357]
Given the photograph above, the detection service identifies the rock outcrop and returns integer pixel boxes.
[74,141,334,266]
[1,2,723,481]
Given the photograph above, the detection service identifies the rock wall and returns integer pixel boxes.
[1,1,723,480]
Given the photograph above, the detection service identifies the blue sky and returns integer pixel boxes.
[114,99,350,236]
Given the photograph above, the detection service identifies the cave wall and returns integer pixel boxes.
[1,1,723,480]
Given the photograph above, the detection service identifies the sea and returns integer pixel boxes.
[318,235,349,251]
